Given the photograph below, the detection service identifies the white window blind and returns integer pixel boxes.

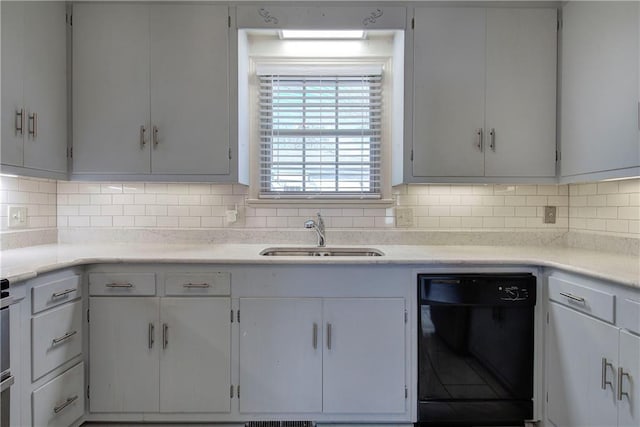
[258,69,382,198]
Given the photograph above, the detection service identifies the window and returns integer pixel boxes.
[257,68,383,198]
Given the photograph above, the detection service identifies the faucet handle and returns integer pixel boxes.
[316,212,324,227]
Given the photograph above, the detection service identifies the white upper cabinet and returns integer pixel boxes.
[560,1,640,181]
[72,3,232,179]
[1,1,67,178]
[411,7,557,182]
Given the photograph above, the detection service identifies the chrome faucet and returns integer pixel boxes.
[304,213,326,247]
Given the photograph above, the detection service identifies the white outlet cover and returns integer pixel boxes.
[8,206,28,228]
[395,207,414,227]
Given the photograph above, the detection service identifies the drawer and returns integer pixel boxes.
[165,272,231,296]
[619,297,640,335]
[33,362,84,427]
[32,301,83,381]
[89,272,156,296]
[32,275,82,314]
[548,276,615,323]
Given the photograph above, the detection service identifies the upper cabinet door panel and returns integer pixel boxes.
[1,1,25,167]
[412,7,486,177]
[72,3,151,174]
[150,4,230,175]
[484,8,557,177]
[561,1,639,177]
[23,2,67,173]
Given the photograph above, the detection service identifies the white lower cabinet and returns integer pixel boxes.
[32,362,85,427]
[546,274,640,427]
[239,297,406,415]
[89,296,231,414]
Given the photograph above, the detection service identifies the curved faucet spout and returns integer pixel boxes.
[304,213,326,247]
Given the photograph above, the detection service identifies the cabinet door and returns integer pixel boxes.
[546,302,618,427]
[561,1,639,177]
[149,4,230,175]
[484,8,557,177]
[1,1,24,167]
[238,298,322,413]
[159,298,231,413]
[89,297,159,413]
[72,3,151,174]
[323,298,406,414]
[618,329,640,427]
[23,1,67,173]
[412,7,485,177]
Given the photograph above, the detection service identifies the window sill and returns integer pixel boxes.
[246,198,395,209]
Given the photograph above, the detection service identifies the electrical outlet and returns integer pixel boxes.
[8,206,28,228]
[395,207,414,227]
[544,206,557,224]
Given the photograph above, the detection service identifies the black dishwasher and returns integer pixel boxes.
[417,274,536,426]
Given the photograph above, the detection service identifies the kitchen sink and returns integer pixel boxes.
[259,247,384,257]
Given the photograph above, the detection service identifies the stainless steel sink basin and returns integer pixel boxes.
[259,247,384,257]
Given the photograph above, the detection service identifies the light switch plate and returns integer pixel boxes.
[544,206,557,224]
[8,206,28,228]
[395,207,414,227]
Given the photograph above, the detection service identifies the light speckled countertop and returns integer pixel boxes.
[0,243,638,289]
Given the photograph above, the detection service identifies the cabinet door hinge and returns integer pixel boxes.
[546,391,548,402]
[405,387,408,399]
[228,148,232,160]
[231,309,234,323]
[557,17,562,31]
[404,310,408,323]
[87,385,90,400]
[555,150,560,162]
[411,17,415,29]
[70,147,73,159]
[410,149,414,162]
[546,312,549,324]
[237,310,240,323]
[230,385,234,398]
[237,384,240,398]
[87,308,90,323]
[228,15,231,28]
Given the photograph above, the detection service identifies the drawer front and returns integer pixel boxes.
[32,301,83,381]
[89,272,156,296]
[548,276,615,323]
[619,297,640,335]
[32,275,82,314]
[33,362,84,427]
[165,272,231,296]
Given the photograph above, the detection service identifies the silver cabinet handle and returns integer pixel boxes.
[140,125,147,148]
[148,323,154,349]
[15,109,24,135]
[601,357,613,390]
[162,323,168,349]
[0,375,14,392]
[312,323,318,349]
[28,112,37,138]
[53,395,78,414]
[105,283,133,288]
[183,283,210,288]
[52,288,76,299]
[152,125,159,148]
[327,323,332,350]
[476,128,483,152]
[618,367,631,401]
[52,330,77,345]
[559,291,585,304]
[489,128,495,151]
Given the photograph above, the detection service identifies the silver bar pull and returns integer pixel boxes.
[163,323,168,349]
[28,112,37,138]
[15,109,24,135]
[105,282,133,288]
[140,125,147,148]
[52,288,76,299]
[183,283,210,288]
[476,128,483,152]
[0,375,15,393]
[53,395,78,414]
[148,323,154,349]
[52,330,77,345]
[489,128,495,151]
[152,125,159,148]
[312,323,318,349]
[618,367,630,401]
[559,291,586,304]
[601,357,613,390]
[327,323,332,350]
